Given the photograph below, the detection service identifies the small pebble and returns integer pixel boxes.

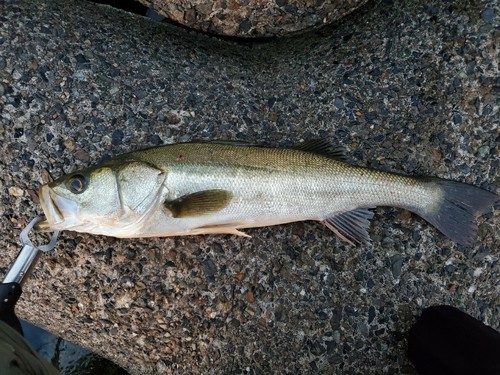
[357,322,369,337]
[233,273,246,282]
[334,97,344,109]
[165,111,181,124]
[481,8,495,22]
[133,90,147,100]
[477,145,489,158]
[332,330,341,344]
[63,139,75,151]
[149,134,162,145]
[12,70,22,80]
[202,258,217,277]
[14,128,23,138]
[111,129,124,145]
[453,113,462,125]
[390,254,403,279]
[246,292,254,303]
[240,19,252,33]
[74,148,90,162]
[39,66,50,81]
[75,53,91,70]
[368,306,376,323]
[8,186,24,197]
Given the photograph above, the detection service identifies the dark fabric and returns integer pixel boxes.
[408,305,500,375]
[0,321,59,374]
[0,283,23,336]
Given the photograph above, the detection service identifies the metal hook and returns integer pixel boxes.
[20,216,59,252]
[3,217,59,285]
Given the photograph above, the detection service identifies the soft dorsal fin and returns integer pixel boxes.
[195,139,347,161]
[165,190,233,218]
[201,140,258,147]
[322,208,374,246]
[293,139,348,161]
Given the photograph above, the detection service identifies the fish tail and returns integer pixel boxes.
[415,179,498,246]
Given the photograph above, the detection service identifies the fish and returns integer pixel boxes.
[36,140,498,246]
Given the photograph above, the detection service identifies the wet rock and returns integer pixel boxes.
[1,0,498,374]
[137,0,370,37]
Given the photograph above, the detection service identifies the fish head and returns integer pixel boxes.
[37,160,166,236]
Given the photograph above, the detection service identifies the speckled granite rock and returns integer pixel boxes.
[0,0,498,374]
[137,0,369,37]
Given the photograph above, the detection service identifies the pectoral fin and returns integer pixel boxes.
[165,190,233,218]
[322,208,374,246]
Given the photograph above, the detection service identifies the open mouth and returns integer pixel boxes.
[36,185,76,231]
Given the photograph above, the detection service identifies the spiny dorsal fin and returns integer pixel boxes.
[322,208,374,246]
[165,190,233,218]
[294,139,348,161]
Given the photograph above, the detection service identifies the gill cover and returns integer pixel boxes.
[116,161,166,216]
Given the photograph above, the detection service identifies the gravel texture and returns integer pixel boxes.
[136,0,369,38]
[0,0,498,374]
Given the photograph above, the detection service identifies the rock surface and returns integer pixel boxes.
[136,0,369,37]
[0,0,498,374]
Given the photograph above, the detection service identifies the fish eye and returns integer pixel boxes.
[66,174,87,194]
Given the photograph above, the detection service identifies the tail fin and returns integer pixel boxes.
[416,179,498,246]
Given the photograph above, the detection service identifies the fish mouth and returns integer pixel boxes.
[36,185,78,231]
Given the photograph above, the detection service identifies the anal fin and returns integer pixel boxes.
[322,208,374,246]
[192,222,252,237]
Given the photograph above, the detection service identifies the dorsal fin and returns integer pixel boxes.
[193,139,347,161]
[200,140,258,147]
[293,139,348,161]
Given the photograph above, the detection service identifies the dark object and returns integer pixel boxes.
[0,283,23,335]
[408,305,500,375]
